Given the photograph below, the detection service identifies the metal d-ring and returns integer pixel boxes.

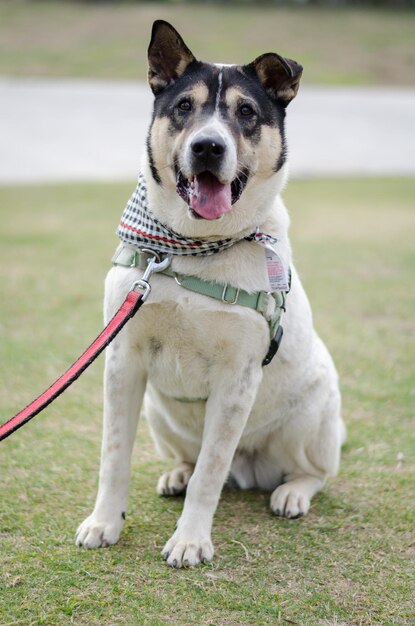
[139,247,161,263]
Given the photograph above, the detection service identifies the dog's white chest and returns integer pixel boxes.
[127,284,268,402]
[141,302,212,400]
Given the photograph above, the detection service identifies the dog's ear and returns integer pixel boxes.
[148,20,196,95]
[248,53,303,106]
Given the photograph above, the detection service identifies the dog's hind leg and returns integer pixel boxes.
[76,332,146,549]
[269,378,343,519]
[270,474,325,519]
[229,449,284,491]
[144,391,202,496]
[157,462,194,496]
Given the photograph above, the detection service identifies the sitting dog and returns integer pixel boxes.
[76,20,345,568]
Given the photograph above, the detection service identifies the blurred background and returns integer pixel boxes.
[0,0,414,181]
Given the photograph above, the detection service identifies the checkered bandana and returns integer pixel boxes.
[117,172,278,256]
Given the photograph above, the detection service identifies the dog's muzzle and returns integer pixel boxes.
[176,135,248,222]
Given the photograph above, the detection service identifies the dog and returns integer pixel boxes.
[76,20,345,568]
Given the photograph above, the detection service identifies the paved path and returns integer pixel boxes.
[1,77,415,183]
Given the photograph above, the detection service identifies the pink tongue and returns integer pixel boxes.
[191,172,232,220]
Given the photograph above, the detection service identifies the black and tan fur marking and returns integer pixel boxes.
[147,20,302,194]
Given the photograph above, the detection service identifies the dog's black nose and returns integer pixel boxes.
[191,136,226,163]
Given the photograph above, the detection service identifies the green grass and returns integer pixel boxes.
[0,178,414,625]
[0,1,414,85]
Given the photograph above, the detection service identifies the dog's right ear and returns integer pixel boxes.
[148,21,196,95]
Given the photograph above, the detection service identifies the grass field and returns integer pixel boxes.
[0,1,414,85]
[0,178,414,625]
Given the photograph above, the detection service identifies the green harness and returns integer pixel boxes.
[112,244,288,366]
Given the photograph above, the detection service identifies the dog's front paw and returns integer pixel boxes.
[75,513,124,549]
[162,531,214,568]
[270,483,310,519]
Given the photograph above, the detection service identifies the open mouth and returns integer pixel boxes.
[176,171,247,221]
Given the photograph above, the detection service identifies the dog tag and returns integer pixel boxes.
[259,243,289,291]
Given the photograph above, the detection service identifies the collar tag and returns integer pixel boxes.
[258,242,289,292]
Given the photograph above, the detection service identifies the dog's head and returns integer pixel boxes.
[145,20,302,236]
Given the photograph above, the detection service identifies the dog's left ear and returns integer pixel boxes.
[148,20,196,95]
[248,53,303,106]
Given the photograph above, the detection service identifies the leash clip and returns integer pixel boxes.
[131,253,172,302]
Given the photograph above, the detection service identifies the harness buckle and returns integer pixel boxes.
[221,284,240,305]
[262,325,284,367]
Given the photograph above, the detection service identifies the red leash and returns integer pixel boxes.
[0,290,143,442]
[0,253,171,443]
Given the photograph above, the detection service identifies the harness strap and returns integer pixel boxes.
[0,289,144,443]
[112,244,285,338]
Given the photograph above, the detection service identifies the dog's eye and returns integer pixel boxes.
[177,99,192,112]
[239,104,255,117]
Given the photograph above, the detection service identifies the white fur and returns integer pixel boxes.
[76,94,344,570]
[181,114,237,186]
